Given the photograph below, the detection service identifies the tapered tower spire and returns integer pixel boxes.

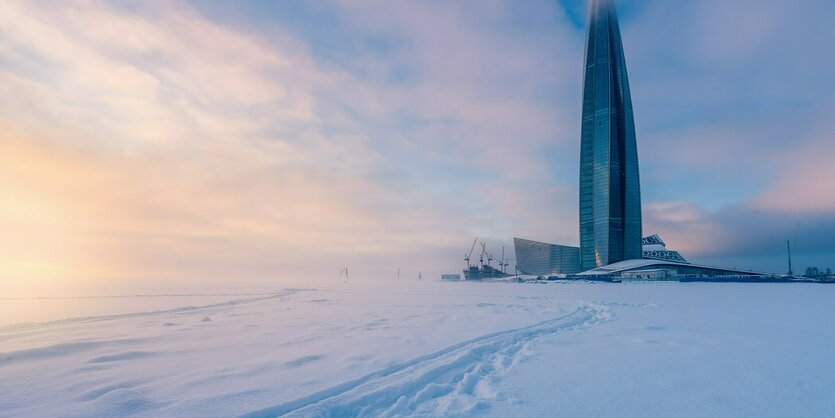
[579,0,642,270]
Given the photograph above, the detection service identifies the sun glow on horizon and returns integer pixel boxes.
[1,0,834,289]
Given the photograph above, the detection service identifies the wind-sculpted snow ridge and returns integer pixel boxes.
[0,288,310,334]
[242,302,612,418]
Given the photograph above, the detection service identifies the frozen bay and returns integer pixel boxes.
[1,282,833,417]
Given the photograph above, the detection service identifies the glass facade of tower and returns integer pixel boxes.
[579,0,642,271]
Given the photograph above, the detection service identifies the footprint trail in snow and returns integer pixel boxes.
[243,302,612,418]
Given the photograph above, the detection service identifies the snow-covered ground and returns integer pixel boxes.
[1,282,833,417]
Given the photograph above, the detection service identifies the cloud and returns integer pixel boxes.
[0,0,474,289]
[645,199,835,273]
[1,0,833,290]
[615,0,835,272]
[2,0,581,288]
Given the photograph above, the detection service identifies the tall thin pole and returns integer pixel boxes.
[787,240,793,276]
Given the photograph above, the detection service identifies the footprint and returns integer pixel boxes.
[284,355,324,368]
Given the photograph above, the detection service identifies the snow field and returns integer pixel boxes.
[1,284,578,417]
[1,282,833,417]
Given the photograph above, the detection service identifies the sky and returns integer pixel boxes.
[1,0,834,291]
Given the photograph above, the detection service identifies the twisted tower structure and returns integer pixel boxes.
[579,0,642,270]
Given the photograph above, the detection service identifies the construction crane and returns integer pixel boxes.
[465,237,479,268]
[499,246,511,274]
[460,238,513,280]
[479,242,489,268]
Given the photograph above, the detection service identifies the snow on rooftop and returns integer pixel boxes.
[576,258,764,276]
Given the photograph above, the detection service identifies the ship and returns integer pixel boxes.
[463,264,510,280]
[462,238,512,280]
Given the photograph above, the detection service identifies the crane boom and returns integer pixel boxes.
[465,237,479,266]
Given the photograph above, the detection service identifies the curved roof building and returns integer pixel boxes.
[575,259,767,279]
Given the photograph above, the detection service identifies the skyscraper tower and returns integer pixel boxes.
[579,0,642,270]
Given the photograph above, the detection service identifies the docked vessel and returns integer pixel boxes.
[462,238,512,280]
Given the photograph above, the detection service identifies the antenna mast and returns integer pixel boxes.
[787,240,793,276]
